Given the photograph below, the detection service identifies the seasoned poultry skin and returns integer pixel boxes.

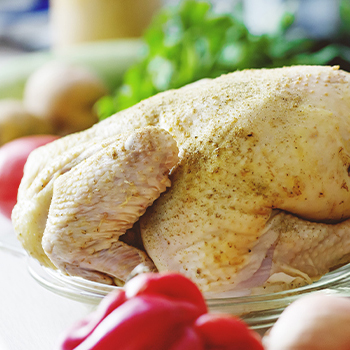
[12,65,350,296]
[41,127,178,284]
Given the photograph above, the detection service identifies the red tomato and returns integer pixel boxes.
[0,135,59,219]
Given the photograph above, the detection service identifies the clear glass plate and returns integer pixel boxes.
[27,256,350,331]
[2,221,350,334]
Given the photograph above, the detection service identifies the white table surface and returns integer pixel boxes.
[0,214,93,350]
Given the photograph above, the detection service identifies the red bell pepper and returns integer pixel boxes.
[57,272,263,350]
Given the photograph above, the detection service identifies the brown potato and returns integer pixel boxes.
[0,99,53,146]
[23,62,108,135]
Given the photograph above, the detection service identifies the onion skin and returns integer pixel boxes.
[263,293,350,350]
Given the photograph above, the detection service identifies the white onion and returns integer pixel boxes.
[263,293,350,350]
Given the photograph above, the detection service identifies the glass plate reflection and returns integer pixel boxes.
[27,257,350,331]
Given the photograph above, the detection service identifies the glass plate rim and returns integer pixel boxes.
[27,257,350,330]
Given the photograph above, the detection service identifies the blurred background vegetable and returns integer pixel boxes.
[0,39,142,100]
[0,99,53,146]
[96,0,350,119]
[263,293,350,350]
[0,134,58,219]
[23,61,108,135]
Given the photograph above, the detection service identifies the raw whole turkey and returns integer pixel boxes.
[12,65,350,297]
